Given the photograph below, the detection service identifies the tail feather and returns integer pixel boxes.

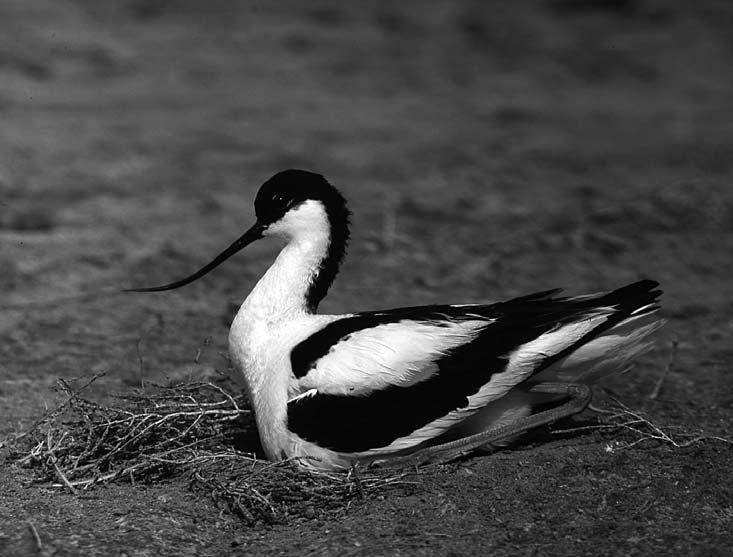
[530,279,663,383]
[532,316,663,384]
[448,280,663,443]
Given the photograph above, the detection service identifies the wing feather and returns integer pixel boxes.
[287,280,662,454]
[296,319,487,395]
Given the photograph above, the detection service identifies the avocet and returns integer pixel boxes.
[128,170,662,470]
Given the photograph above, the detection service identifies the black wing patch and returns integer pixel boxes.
[288,280,661,452]
[290,304,502,379]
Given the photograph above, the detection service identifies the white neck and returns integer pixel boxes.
[241,199,332,320]
[227,200,335,461]
[244,236,328,318]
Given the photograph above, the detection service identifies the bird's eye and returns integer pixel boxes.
[272,194,287,206]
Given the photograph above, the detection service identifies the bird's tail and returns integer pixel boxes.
[452,280,663,442]
[530,299,663,385]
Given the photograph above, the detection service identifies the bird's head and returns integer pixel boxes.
[126,169,349,292]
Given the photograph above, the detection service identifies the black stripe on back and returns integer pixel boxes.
[290,304,502,379]
[288,280,661,452]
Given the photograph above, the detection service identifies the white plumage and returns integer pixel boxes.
[295,319,485,394]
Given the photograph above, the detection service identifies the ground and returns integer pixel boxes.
[1,0,732,555]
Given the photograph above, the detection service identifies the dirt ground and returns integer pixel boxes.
[1,0,732,555]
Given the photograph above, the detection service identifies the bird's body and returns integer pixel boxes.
[130,170,662,470]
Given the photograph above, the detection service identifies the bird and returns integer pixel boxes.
[127,169,662,471]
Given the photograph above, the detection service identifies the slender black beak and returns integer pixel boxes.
[125,222,266,292]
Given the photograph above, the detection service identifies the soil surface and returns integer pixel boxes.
[1,1,732,555]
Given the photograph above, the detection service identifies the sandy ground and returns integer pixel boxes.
[1,0,732,555]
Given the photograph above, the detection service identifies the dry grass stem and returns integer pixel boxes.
[649,339,678,400]
[556,397,732,450]
[27,522,43,551]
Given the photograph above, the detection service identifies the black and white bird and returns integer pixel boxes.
[128,170,662,470]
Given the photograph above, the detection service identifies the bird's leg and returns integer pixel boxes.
[376,382,592,468]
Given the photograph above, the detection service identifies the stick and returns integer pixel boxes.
[27,522,42,551]
[51,459,80,496]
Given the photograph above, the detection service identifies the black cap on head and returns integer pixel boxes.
[254,169,347,225]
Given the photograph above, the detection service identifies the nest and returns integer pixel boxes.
[4,374,411,525]
[8,370,725,526]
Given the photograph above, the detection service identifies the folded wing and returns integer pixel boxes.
[287,280,661,454]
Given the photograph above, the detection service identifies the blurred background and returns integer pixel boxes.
[1,0,731,553]
[2,0,731,381]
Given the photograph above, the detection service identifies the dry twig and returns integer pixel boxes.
[555,396,732,450]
